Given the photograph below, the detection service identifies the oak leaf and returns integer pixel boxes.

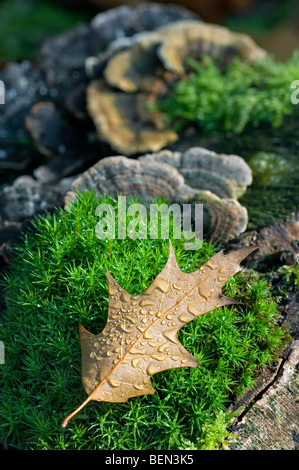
[62,242,256,427]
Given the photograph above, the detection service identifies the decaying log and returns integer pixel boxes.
[228,343,299,450]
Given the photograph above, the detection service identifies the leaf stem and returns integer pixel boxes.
[61,395,92,428]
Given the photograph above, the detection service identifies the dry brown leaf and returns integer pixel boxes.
[62,241,256,427]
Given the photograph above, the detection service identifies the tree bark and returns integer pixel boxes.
[228,343,299,450]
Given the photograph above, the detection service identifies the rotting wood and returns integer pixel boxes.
[228,342,299,450]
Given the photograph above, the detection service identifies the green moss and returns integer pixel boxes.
[280,263,299,288]
[0,191,287,450]
[157,52,299,136]
[170,93,299,230]
[248,152,290,186]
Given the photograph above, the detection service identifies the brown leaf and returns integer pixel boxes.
[62,242,256,427]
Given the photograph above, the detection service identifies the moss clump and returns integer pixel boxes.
[157,52,299,136]
[280,263,299,289]
[0,192,287,450]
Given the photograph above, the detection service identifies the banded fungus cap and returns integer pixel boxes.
[87,80,178,155]
[88,20,267,154]
[140,147,252,199]
[65,153,248,242]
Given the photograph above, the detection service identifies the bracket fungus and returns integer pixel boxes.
[0,4,268,162]
[24,101,100,182]
[65,155,194,206]
[65,151,249,242]
[140,147,253,199]
[86,1,255,24]
[87,80,178,155]
[157,20,267,75]
[0,175,72,263]
[87,19,267,154]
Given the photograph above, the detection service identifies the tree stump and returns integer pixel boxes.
[228,343,299,450]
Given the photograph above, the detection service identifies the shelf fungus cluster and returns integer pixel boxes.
[0,4,198,181]
[87,19,267,154]
[0,4,267,172]
[66,147,252,242]
[0,4,264,257]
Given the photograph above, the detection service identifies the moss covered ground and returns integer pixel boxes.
[0,192,289,450]
[0,0,297,451]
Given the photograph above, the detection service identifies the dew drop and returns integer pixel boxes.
[151,354,167,361]
[140,298,155,307]
[124,315,134,323]
[187,304,199,316]
[133,383,144,390]
[130,345,147,355]
[143,330,155,340]
[147,363,160,375]
[121,292,130,303]
[108,285,117,296]
[144,278,170,295]
[132,358,141,368]
[107,378,121,387]
[205,260,217,270]
[162,329,179,344]
[172,283,181,291]
[110,300,121,309]
[179,312,191,323]
[198,285,211,301]
[158,342,169,353]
